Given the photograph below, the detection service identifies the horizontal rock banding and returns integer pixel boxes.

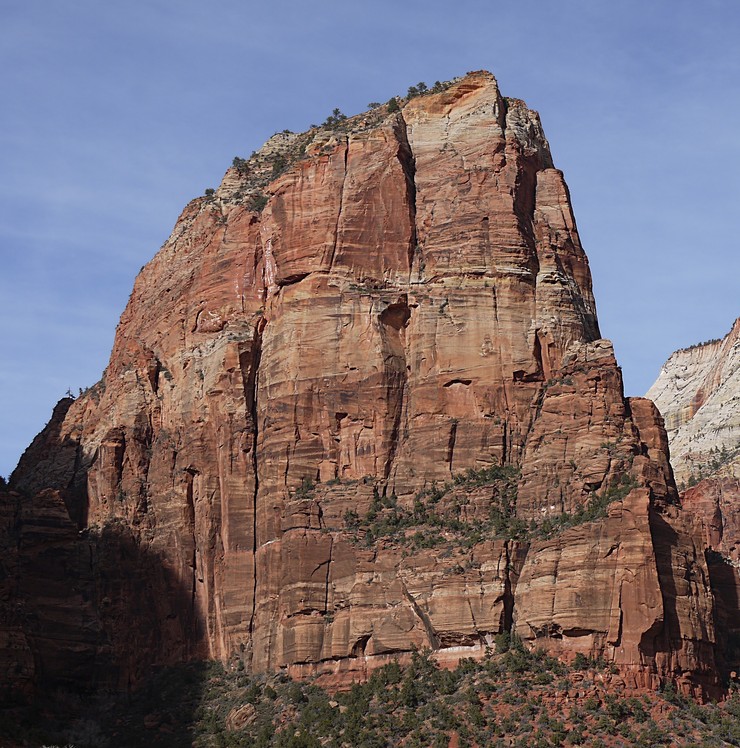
[3,71,725,699]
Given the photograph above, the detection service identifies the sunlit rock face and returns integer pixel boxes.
[646,317,740,486]
[5,72,722,698]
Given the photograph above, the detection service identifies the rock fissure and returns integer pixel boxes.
[500,540,519,633]
[394,112,418,276]
[327,141,350,273]
[323,535,333,614]
[399,574,440,649]
[244,322,264,640]
[446,420,457,469]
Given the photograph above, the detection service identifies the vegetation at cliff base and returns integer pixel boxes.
[5,643,739,747]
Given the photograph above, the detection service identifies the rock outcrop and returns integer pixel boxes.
[646,317,740,486]
[681,474,740,675]
[646,321,740,678]
[3,72,725,699]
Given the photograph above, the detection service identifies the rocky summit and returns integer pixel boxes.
[1,72,731,707]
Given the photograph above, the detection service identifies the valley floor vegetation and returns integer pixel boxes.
[4,636,739,747]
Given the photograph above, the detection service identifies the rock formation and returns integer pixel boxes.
[2,72,727,700]
[647,320,740,677]
[646,317,740,486]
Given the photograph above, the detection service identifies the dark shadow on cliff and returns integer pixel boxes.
[649,509,727,696]
[9,397,91,528]
[0,485,211,747]
[646,511,681,656]
[706,549,740,676]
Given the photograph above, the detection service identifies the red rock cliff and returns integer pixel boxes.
[646,320,740,678]
[6,72,723,697]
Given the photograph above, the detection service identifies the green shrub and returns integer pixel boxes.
[293,477,315,499]
[247,192,268,212]
[322,108,347,128]
[494,630,512,653]
[232,156,249,172]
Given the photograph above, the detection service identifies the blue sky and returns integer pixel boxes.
[1,0,738,477]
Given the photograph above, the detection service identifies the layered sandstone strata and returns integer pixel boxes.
[6,72,722,697]
[646,317,740,485]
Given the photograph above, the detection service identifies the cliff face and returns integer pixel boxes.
[647,320,740,676]
[4,72,723,697]
[646,317,740,486]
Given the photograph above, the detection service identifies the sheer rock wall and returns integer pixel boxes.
[5,72,722,697]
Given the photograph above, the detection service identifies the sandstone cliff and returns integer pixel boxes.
[646,317,740,486]
[3,72,724,699]
[647,320,740,677]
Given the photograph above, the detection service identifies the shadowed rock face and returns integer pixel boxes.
[646,320,740,678]
[0,486,201,703]
[5,72,724,698]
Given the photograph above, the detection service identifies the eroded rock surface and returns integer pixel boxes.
[646,317,740,485]
[5,72,725,697]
